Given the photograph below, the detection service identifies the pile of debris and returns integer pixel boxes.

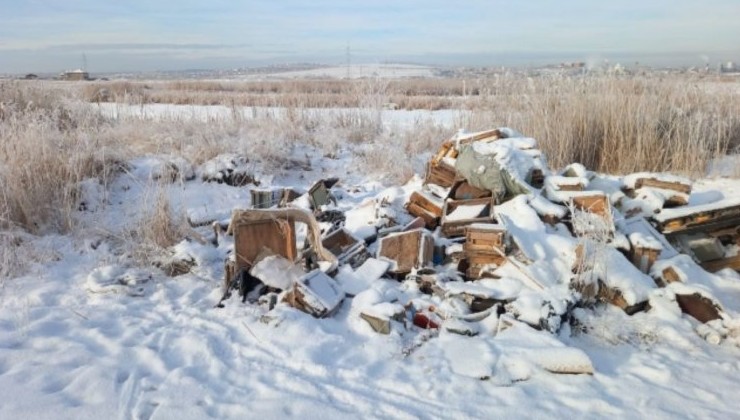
[213,127,740,374]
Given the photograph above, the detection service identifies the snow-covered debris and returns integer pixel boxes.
[545,175,589,192]
[455,135,546,198]
[377,228,434,274]
[85,265,152,296]
[446,202,487,221]
[588,247,656,307]
[623,172,692,207]
[359,302,406,334]
[283,269,344,318]
[334,258,390,296]
[528,194,568,222]
[250,255,304,290]
[561,162,590,179]
[621,217,675,254]
[200,154,258,186]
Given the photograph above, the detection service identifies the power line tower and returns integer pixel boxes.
[82,53,88,72]
[346,43,351,79]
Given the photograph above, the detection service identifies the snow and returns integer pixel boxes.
[362,302,405,320]
[445,203,486,221]
[335,258,390,296]
[468,136,544,188]
[250,255,304,290]
[95,102,466,130]
[294,270,344,313]
[466,222,505,231]
[2,107,740,418]
[528,194,568,218]
[620,217,678,257]
[239,63,436,80]
[545,175,589,189]
[443,278,521,301]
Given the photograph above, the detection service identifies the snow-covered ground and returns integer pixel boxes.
[1,108,739,419]
[237,63,437,80]
[95,102,467,130]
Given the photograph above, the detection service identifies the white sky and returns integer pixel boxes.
[1,0,738,73]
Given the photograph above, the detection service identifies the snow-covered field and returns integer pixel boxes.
[237,63,437,80]
[95,102,467,129]
[1,105,739,419]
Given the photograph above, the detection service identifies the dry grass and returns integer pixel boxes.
[81,78,474,110]
[120,183,190,264]
[457,75,740,174]
[2,73,739,241]
[0,82,125,233]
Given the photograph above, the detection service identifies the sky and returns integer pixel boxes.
[1,0,739,73]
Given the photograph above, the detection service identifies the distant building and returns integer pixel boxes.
[23,73,38,80]
[559,61,586,69]
[60,69,90,81]
[719,61,737,74]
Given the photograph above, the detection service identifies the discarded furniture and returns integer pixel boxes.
[283,270,344,318]
[250,187,300,209]
[405,191,444,229]
[222,208,338,297]
[425,159,458,188]
[377,228,434,275]
[308,181,331,210]
[463,223,507,278]
[322,228,368,268]
[441,197,495,238]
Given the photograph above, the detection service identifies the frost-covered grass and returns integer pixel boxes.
[82,73,740,172]
[0,82,449,238]
[1,76,739,268]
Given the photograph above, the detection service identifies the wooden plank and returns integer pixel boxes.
[408,191,443,217]
[634,178,692,195]
[308,181,330,209]
[464,228,505,254]
[661,211,740,236]
[700,254,740,273]
[425,161,458,188]
[233,219,296,271]
[456,128,502,145]
[660,266,682,285]
[467,253,506,266]
[431,141,456,166]
[406,203,439,229]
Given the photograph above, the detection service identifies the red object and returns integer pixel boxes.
[413,312,440,329]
